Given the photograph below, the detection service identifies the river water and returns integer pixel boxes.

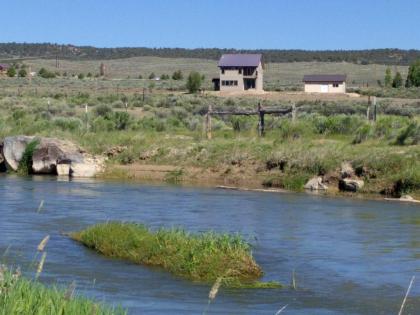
[0,174,419,314]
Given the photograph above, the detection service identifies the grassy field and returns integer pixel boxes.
[13,57,410,90]
[0,266,125,315]
[71,222,279,288]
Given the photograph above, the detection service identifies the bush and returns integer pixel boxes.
[172,70,183,80]
[395,121,419,145]
[18,68,27,77]
[110,111,131,130]
[17,139,39,175]
[352,124,373,144]
[53,117,83,131]
[94,104,113,117]
[186,72,202,93]
[38,68,56,78]
[6,67,16,77]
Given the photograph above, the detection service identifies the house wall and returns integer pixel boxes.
[220,69,245,91]
[219,62,264,92]
[304,82,346,93]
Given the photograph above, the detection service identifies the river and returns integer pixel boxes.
[0,174,419,314]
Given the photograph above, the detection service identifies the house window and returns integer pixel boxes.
[234,80,238,86]
[221,69,225,74]
[333,83,339,88]
[239,69,242,74]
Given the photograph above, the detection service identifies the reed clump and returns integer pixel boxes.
[70,221,280,288]
[0,265,126,315]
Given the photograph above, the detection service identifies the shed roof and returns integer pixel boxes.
[303,74,347,83]
[218,54,262,67]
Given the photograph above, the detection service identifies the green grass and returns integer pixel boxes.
[0,266,125,315]
[70,222,280,288]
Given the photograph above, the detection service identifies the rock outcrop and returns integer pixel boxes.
[304,176,328,191]
[0,136,105,177]
[337,161,365,192]
[2,136,36,171]
[338,178,364,192]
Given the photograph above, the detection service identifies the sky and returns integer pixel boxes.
[1,0,419,50]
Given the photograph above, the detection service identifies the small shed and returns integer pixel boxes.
[303,74,347,93]
[0,64,10,73]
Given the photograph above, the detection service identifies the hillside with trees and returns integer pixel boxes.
[0,43,419,65]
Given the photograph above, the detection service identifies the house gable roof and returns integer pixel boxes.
[303,74,347,83]
[218,54,262,67]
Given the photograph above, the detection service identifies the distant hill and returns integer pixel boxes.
[0,43,419,65]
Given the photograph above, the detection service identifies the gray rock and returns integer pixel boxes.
[304,176,328,191]
[340,162,355,179]
[56,163,71,176]
[1,135,104,177]
[32,138,83,174]
[339,178,364,192]
[399,195,414,201]
[2,136,36,171]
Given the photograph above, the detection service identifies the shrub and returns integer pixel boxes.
[186,72,202,93]
[53,117,83,131]
[38,68,56,78]
[395,121,419,145]
[94,104,113,117]
[17,139,39,175]
[172,70,183,80]
[352,124,373,144]
[18,68,27,77]
[6,67,16,77]
[111,111,131,130]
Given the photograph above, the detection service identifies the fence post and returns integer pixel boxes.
[292,102,296,122]
[206,104,212,140]
[373,96,377,122]
[258,102,265,137]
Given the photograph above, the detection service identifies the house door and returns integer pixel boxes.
[244,79,256,90]
[320,85,328,93]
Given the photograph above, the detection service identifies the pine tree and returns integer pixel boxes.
[392,72,403,88]
[406,59,420,87]
[384,67,392,87]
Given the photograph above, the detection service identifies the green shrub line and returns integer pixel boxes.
[70,222,281,289]
[0,266,126,315]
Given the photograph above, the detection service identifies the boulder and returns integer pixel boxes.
[70,156,105,177]
[1,135,104,177]
[399,195,414,201]
[56,163,71,176]
[2,136,36,171]
[304,176,328,191]
[340,162,355,179]
[339,178,364,192]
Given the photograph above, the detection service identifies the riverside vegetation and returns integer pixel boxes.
[0,267,126,315]
[70,221,280,288]
[0,86,419,198]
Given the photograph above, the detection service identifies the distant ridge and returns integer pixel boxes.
[0,43,419,65]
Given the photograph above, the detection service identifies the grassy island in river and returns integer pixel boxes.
[70,222,281,288]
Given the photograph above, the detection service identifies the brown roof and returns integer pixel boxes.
[303,74,347,83]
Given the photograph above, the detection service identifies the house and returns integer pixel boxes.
[213,54,263,92]
[0,64,10,74]
[303,74,347,93]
